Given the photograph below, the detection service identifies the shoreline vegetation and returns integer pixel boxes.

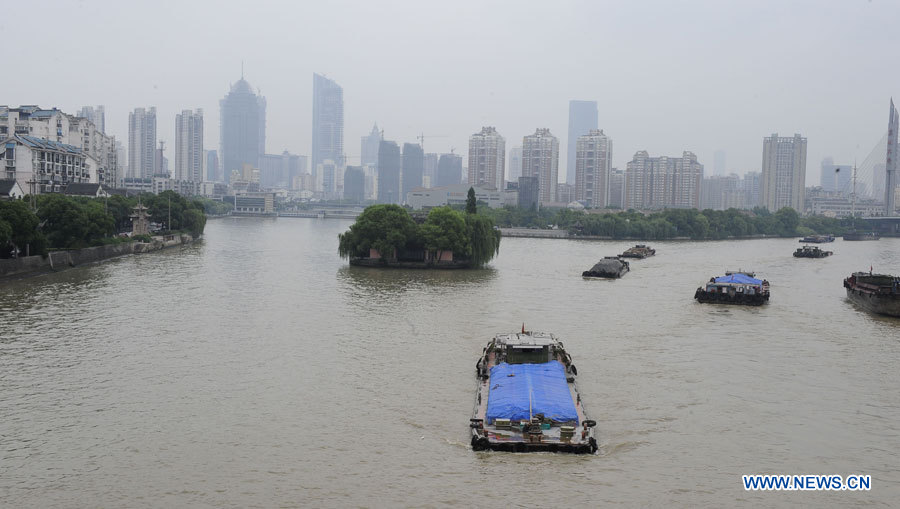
[0,191,219,260]
[479,205,851,241]
[338,190,501,269]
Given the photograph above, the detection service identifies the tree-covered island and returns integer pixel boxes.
[338,197,501,269]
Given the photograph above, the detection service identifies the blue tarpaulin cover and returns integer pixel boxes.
[485,361,579,424]
[714,274,762,285]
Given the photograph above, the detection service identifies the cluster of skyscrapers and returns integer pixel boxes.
[3,75,899,217]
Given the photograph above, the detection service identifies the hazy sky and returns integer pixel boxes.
[5,0,899,185]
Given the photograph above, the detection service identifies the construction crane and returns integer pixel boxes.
[417,132,449,154]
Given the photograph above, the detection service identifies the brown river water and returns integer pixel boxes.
[1,217,898,508]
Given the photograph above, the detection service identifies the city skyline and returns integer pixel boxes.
[5,1,899,187]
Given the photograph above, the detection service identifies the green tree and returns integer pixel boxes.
[338,204,418,261]
[36,194,113,249]
[466,187,477,214]
[0,199,47,257]
[421,207,468,261]
[773,207,800,237]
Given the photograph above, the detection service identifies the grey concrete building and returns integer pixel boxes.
[401,142,424,204]
[343,165,365,203]
[437,153,463,187]
[377,140,400,204]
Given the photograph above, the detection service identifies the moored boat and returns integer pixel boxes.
[793,245,833,258]
[582,256,629,278]
[799,234,835,243]
[843,272,900,317]
[694,273,770,305]
[620,244,656,259]
[843,231,880,241]
[471,330,597,454]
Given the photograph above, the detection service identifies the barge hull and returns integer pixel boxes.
[845,289,900,317]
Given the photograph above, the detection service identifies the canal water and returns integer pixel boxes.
[1,217,898,508]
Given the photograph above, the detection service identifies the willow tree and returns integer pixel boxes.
[465,213,501,267]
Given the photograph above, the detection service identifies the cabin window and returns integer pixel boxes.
[506,346,548,364]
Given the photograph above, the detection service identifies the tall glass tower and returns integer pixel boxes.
[219,77,266,183]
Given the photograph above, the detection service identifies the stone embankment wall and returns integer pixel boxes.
[0,234,196,279]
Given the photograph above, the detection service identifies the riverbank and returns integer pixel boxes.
[0,233,198,281]
[499,228,786,241]
[349,257,472,269]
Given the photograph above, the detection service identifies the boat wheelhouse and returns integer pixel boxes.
[471,331,597,454]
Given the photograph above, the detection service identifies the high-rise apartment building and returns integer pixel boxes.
[761,133,807,212]
[129,107,157,179]
[312,73,344,173]
[361,123,381,168]
[467,127,505,190]
[567,100,598,185]
[522,128,559,204]
[575,129,612,207]
[174,109,203,182]
[700,174,740,210]
[78,105,105,133]
[437,153,463,187]
[625,151,703,209]
[220,77,266,183]
[401,143,424,203]
[377,140,401,203]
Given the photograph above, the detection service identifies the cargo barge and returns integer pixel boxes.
[694,273,770,305]
[793,245,833,258]
[471,331,597,453]
[620,244,656,259]
[843,272,900,317]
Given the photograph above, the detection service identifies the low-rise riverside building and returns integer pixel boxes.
[2,134,97,194]
[406,184,502,210]
[1,105,119,189]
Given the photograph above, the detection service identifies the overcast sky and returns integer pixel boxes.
[4,0,899,185]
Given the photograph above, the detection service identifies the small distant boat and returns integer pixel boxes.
[582,256,630,278]
[799,234,834,243]
[620,244,656,259]
[793,245,833,258]
[725,269,755,277]
[471,330,597,453]
[843,231,880,241]
[843,272,900,317]
[695,273,770,306]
